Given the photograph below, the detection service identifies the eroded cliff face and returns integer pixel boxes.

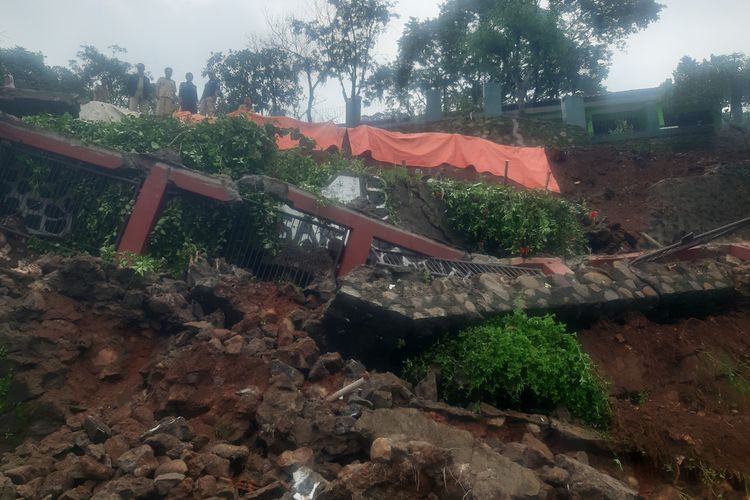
[0,249,652,500]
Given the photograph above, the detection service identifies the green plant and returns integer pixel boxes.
[431,179,588,257]
[608,119,635,135]
[403,311,611,427]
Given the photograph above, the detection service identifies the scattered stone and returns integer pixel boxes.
[116,445,155,474]
[79,456,112,481]
[415,369,438,402]
[550,419,608,452]
[91,477,155,499]
[269,359,305,389]
[4,465,37,485]
[104,435,130,462]
[308,352,345,381]
[155,459,188,476]
[556,454,637,499]
[0,475,14,500]
[224,335,245,354]
[209,443,250,463]
[194,475,217,497]
[277,337,320,370]
[144,432,184,457]
[277,447,315,468]
[83,415,111,444]
[200,454,231,478]
[538,465,569,486]
[154,473,186,496]
[368,389,393,409]
[142,416,195,442]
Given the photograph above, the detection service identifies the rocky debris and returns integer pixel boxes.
[0,251,684,499]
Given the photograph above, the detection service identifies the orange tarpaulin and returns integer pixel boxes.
[227,110,346,152]
[172,111,214,124]
[171,110,558,192]
[347,125,559,193]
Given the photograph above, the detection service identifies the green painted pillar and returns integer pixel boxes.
[645,101,660,134]
[484,82,503,117]
[425,88,442,121]
[562,95,586,128]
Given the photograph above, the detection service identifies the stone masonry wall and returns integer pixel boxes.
[322,256,739,367]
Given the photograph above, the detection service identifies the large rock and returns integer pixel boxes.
[356,408,545,499]
[556,454,638,499]
[468,444,546,500]
[356,408,475,461]
[550,418,609,452]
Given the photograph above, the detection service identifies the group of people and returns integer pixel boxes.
[123,64,222,117]
[123,63,224,117]
[5,63,249,119]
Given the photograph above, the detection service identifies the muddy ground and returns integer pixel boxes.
[579,308,750,488]
[550,146,750,245]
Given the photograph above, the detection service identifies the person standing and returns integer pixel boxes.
[3,73,15,89]
[155,67,177,116]
[93,77,109,102]
[126,63,150,113]
[178,72,198,114]
[199,72,222,117]
[237,96,253,112]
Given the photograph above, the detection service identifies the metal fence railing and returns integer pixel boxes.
[370,239,544,279]
[0,142,140,253]
[157,190,349,287]
[222,202,348,287]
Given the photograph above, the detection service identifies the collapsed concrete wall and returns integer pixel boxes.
[323,255,738,367]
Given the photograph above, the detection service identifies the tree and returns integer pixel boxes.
[0,46,84,95]
[262,15,330,122]
[204,48,301,115]
[68,45,132,106]
[304,0,396,105]
[392,0,663,113]
[671,53,749,124]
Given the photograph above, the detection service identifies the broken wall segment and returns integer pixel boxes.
[0,114,466,279]
[323,255,738,367]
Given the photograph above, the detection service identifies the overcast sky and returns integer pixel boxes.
[2,0,749,121]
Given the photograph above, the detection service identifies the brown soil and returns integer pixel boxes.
[578,310,750,476]
[550,147,750,239]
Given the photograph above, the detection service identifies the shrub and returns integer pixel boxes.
[431,179,587,257]
[23,114,278,180]
[403,311,611,428]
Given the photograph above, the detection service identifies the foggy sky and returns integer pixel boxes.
[2,0,749,121]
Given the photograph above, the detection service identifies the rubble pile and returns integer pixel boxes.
[0,249,643,499]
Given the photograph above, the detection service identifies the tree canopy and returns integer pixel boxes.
[670,53,749,123]
[389,0,663,115]
[303,0,396,103]
[204,48,301,115]
[0,46,82,95]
